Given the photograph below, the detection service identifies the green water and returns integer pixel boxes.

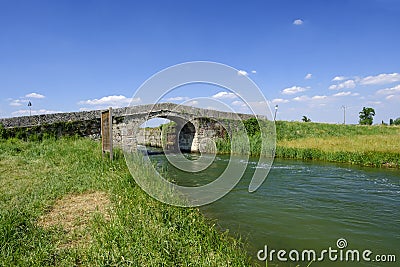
[149,153,399,266]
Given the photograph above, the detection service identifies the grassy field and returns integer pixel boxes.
[275,120,400,141]
[278,134,400,153]
[0,137,252,266]
[275,121,400,167]
[216,119,400,168]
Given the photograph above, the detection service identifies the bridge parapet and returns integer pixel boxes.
[0,103,260,153]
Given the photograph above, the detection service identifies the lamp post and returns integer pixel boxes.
[341,105,346,125]
[28,101,32,116]
[274,105,278,121]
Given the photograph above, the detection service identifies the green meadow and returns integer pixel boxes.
[1,119,398,265]
[216,119,400,168]
[0,137,252,266]
[275,121,400,167]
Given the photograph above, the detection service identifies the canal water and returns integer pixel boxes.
[149,152,399,266]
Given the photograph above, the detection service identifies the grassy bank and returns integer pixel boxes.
[0,137,252,266]
[216,119,400,168]
[275,121,400,167]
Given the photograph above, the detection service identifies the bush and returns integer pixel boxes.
[243,117,260,136]
[0,123,6,139]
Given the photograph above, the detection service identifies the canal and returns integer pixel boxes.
[149,152,399,266]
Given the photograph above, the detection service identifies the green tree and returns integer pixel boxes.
[359,107,375,125]
[302,116,311,122]
[394,117,400,125]
[389,119,394,125]
[243,117,260,136]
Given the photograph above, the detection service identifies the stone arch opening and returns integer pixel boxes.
[176,121,196,152]
[138,115,197,153]
[138,118,169,148]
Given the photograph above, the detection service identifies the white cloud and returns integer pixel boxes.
[282,86,308,95]
[293,19,303,25]
[312,95,327,100]
[8,93,45,109]
[242,101,270,115]
[332,76,347,82]
[272,98,289,104]
[186,100,199,106]
[360,73,400,85]
[333,91,352,97]
[237,70,248,76]
[290,95,329,103]
[25,92,45,99]
[231,100,246,107]
[251,70,257,74]
[292,95,310,102]
[376,84,400,95]
[10,101,22,107]
[212,91,238,99]
[78,95,140,107]
[366,101,382,105]
[386,94,400,101]
[9,99,29,106]
[12,109,62,116]
[328,73,399,91]
[304,73,312,80]
[329,80,356,90]
[165,96,190,101]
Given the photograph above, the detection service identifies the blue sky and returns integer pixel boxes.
[1,0,399,124]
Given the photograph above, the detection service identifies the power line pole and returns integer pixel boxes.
[274,105,278,121]
[341,105,346,125]
[28,101,32,116]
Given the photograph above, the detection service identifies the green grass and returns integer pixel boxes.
[275,122,400,167]
[278,134,400,153]
[275,121,400,141]
[216,120,400,168]
[0,137,253,266]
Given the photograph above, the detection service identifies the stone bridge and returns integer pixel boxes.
[0,103,255,152]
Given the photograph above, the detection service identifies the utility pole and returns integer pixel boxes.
[28,101,32,116]
[274,105,278,121]
[341,105,346,125]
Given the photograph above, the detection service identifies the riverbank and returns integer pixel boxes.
[0,137,252,266]
[275,121,400,168]
[217,120,400,168]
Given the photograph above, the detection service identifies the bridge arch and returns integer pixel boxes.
[118,103,257,153]
[136,111,199,152]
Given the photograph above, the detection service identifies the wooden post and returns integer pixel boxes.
[101,107,113,160]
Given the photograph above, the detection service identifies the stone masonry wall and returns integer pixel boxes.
[0,103,256,150]
[0,103,256,128]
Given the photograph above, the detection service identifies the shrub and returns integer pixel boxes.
[0,123,6,139]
